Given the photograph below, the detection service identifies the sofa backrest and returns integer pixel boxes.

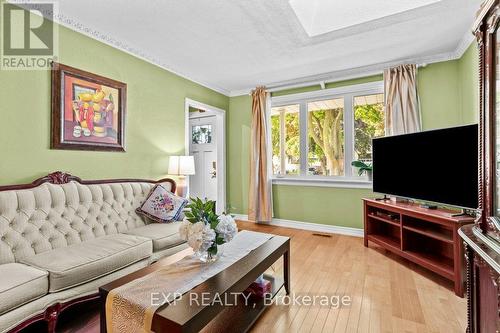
[0,172,176,264]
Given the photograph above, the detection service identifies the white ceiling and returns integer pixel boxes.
[30,0,481,96]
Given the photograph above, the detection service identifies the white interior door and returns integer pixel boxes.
[189,114,218,204]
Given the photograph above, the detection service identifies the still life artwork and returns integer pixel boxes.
[51,63,127,151]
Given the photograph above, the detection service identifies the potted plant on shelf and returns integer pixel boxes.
[351,160,373,181]
[179,198,238,263]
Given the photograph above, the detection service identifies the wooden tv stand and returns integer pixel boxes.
[363,198,474,297]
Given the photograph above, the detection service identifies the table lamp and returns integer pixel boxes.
[168,156,195,197]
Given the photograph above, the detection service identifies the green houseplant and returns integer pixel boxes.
[351,160,373,180]
[179,198,238,263]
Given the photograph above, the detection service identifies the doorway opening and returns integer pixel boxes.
[185,98,226,214]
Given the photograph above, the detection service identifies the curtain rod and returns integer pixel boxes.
[252,63,427,95]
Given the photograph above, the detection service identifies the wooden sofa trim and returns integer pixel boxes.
[8,293,100,333]
[0,171,176,193]
[2,171,176,333]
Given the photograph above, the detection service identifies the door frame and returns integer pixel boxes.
[185,98,226,213]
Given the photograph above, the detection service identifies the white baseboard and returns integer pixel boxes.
[233,214,363,238]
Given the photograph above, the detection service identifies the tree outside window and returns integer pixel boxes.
[271,104,300,175]
[307,98,344,176]
[270,86,384,179]
[354,94,385,162]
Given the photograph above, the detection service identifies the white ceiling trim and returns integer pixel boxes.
[14,1,476,99]
[56,11,476,98]
[454,30,476,59]
[53,14,232,96]
[229,30,476,97]
[11,1,231,96]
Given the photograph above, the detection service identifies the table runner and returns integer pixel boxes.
[105,230,274,333]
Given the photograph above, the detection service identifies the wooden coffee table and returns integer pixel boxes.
[99,234,290,333]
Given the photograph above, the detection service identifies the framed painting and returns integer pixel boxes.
[51,62,126,151]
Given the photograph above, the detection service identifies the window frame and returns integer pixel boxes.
[268,81,384,188]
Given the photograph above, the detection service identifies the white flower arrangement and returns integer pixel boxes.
[179,198,238,261]
[185,222,216,253]
[216,214,238,243]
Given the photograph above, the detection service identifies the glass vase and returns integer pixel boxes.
[196,245,223,263]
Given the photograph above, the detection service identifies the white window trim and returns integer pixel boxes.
[269,81,384,189]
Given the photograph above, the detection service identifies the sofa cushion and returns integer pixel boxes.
[123,222,185,252]
[20,234,152,292]
[0,263,48,315]
[136,185,188,223]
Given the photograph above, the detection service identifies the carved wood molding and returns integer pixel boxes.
[477,25,486,228]
[474,254,490,267]
[487,6,500,34]
[464,243,474,333]
[497,275,500,321]
[475,209,484,225]
[486,264,500,321]
[45,171,80,185]
[8,293,99,333]
[475,28,484,46]
[0,172,177,193]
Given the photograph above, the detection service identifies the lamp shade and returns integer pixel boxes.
[168,156,195,176]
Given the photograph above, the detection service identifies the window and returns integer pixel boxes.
[353,94,385,161]
[271,104,300,175]
[269,82,384,186]
[307,98,344,176]
[192,124,212,144]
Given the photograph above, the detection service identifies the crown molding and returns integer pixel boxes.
[453,30,475,59]
[50,13,477,99]
[228,50,458,97]
[12,1,476,99]
[54,15,231,96]
[229,27,477,97]
[9,1,231,96]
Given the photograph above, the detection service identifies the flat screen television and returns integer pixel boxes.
[372,124,478,209]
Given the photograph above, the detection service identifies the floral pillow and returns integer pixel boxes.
[136,184,188,223]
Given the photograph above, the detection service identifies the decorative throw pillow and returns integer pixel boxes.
[136,184,188,223]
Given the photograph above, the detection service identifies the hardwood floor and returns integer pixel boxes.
[20,221,466,333]
[241,221,466,333]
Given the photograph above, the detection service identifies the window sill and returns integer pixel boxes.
[271,177,373,189]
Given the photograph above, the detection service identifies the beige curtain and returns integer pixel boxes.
[248,87,273,222]
[384,64,422,135]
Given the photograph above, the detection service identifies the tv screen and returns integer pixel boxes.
[372,124,478,209]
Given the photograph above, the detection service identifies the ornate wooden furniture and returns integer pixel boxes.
[458,0,500,331]
[0,172,182,333]
[363,199,473,296]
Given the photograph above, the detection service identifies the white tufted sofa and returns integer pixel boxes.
[0,172,188,333]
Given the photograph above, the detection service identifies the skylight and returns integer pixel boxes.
[289,0,442,37]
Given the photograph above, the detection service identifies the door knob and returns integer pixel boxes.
[210,161,217,178]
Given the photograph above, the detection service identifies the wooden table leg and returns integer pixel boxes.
[283,243,290,295]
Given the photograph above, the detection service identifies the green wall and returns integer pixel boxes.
[459,44,479,124]
[227,47,479,228]
[418,61,461,129]
[1,5,479,230]
[418,44,479,129]
[227,95,252,214]
[0,12,228,185]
